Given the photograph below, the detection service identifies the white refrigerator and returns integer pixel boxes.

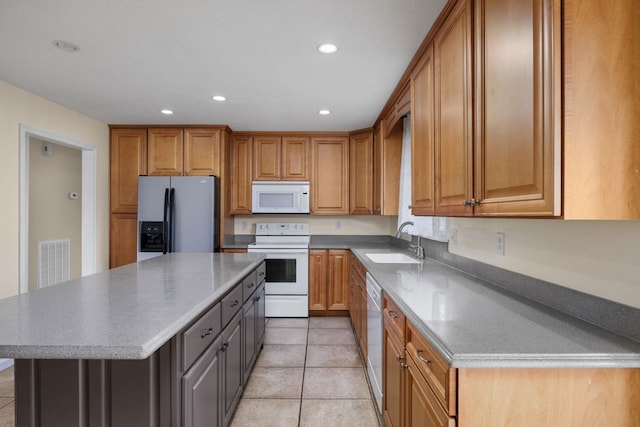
[137,176,220,261]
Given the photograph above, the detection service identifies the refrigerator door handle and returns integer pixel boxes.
[163,188,169,254]
[169,187,175,253]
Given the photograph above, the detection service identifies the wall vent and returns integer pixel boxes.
[38,239,70,288]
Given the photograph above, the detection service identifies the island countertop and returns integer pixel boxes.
[0,253,265,360]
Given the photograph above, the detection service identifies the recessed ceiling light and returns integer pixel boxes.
[212,95,226,102]
[318,43,338,54]
[319,109,331,115]
[161,109,174,115]
[52,40,80,52]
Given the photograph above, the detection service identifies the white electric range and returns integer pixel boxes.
[247,223,310,317]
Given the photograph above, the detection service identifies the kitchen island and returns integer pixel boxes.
[0,253,266,427]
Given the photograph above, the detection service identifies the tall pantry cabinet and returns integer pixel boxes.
[109,126,231,268]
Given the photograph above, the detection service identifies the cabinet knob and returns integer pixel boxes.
[396,354,404,362]
[400,363,408,370]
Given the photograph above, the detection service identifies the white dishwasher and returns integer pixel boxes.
[366,272,383,413]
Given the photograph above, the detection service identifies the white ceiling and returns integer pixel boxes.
[0,0,446,131]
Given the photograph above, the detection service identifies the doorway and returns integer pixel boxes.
[19,124,97,294]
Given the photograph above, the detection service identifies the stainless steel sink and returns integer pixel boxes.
[365,253,421,264]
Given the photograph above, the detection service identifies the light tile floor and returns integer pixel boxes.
[0,317,382,427]
[0,366,14,427]
[231,317,382,427]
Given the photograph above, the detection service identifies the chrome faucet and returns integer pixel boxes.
[395,221,414,238]
[411,236,425,259]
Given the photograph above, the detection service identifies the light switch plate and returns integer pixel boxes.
[496,232,505,256]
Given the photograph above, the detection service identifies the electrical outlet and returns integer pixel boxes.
[496,232,505,256]
[242,221,248,231]
[336,220,342,230]
[450,229,457,245]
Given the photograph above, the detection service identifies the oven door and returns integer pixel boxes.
[246,248,309,295]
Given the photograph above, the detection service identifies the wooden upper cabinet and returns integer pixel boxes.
[253,136,309,181]
[231,136,253,214]
[183,128,222,177]
[310,136,349,215]
[350,130,374,215]
[281,137,309,181]
[474,0,561,217]
[373,122,402,216]
[253,136,281,180]
[110,128,147,213]
[411,45,436,216]
[434,0,473,216]
[147,128,184,176]
[563,0,639,219]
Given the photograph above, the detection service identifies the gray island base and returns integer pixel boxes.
[0,253,266,427]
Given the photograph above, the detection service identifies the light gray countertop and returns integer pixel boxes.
[352,247,640,368]
[0,253,265,360]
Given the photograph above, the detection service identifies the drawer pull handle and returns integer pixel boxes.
[416,349,431,364]
[388,310,398,319]
[396,354,404,362]
[247,282,255,289]
[220,342,229,352]
[201,328,214,338]
[231,300,239,308]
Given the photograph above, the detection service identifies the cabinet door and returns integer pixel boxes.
[109,214,138,268]
[148,128,184,176]
[434,0,473,216]
[349,131,374,215]
[474,0,560,216]
[184,128,222,177]
[110,128,147,213]
[411,45,436,216]
[383,328,405,427]
[308,250,328,312]
[221,312,243,427]
[358,285,368,358]
[242,296,257,385]
[253,136,281,180]
[328,250,350,311]
[405,354,454,427]
[310,137,349,215]
[182,336,221,427]
[230,136,252,214]
[282,137,309,181]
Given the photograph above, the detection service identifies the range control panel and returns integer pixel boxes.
[255,223,309,236]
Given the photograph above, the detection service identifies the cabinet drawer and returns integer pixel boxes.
[242,270,258,303]
[256,262,266,284]
[182,303,221,370]
[383,295,405,343]
[407,321,457,416]
[222,285,243,327]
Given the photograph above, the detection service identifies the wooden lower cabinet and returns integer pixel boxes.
[380,298,640,427]
[405,351,455,427]
[308,249,350,315]
[383,328,405,427]
[349,254,368,355]
[109,214,138,268]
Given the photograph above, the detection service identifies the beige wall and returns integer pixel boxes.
[233,215,396,236]
[28,140,82,290]
[0,80,109,300]
[449,218,640,309]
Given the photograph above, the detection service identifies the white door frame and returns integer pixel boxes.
[18,124,97,294]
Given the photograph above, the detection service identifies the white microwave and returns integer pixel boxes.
[252,181,310,214]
